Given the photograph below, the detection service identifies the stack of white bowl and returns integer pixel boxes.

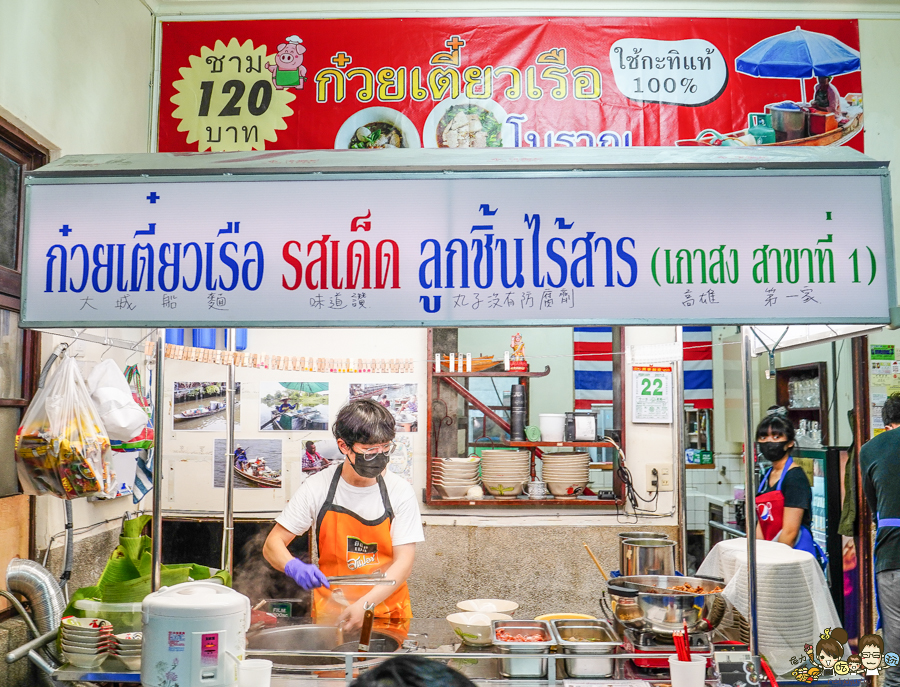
[111,632,142,670]
[432,457,482,499]
[60,617,113,669]
[540,451,590,497]
[480,449,531,498]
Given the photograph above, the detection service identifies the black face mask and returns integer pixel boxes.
[757,441,789,462]
[349,452,390,478]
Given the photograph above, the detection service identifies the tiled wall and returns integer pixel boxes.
[685,452,745,550]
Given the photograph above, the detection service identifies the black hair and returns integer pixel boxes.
[755,407,796,443]
[883,394,900,428]
[332,398,396,447]
[349,655,476,687]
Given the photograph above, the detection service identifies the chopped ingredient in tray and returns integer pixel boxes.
[669,583,723,593]
[495,629,545,642]
[567,636,602,642]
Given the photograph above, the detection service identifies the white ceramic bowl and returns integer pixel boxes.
[61,642,109,655]
[447,612,513,646]
[546,481,589,497]
[438,456,481,464]
[112,647,142,656]
[62,617,113,631]
[63,651,108,669]
[457,599,519,615]
[335,107,421,149]
[482,480,525,497]
[113,653,142,670]
[61,635,113,649]
[433,469,480,479]
[434,483,482,499]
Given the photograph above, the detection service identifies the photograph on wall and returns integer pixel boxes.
[388,435,414,485]
[301,438,342,474]
[259,382,329,431]
[349,383,418,432]
[173,381,241,431]
[214,438,282,489]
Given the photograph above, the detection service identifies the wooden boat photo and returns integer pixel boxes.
[676,99,863,148]
[174,401,227,422]
[236,462,282,487]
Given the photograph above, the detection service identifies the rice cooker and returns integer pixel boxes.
[142,581,250,687]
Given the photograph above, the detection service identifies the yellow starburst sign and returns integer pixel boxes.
[170,38,296,152]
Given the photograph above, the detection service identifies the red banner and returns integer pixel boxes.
[156,17,863,152]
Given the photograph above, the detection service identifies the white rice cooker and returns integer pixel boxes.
[142,581,250,687]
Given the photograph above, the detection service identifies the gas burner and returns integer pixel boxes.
[623,628,714,672]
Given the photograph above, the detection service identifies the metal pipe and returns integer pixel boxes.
[152,332,165,591]
[222,329,236,575]
[5,629,56,664]
[675,327,687,573]
[740,326,759,656]
[851,335,874,636]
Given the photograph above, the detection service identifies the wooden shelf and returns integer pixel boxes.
[426,494,620,507]
[433,366,551,378]
[686,463,717,470]
[508,441,618,448]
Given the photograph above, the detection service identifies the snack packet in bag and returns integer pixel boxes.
[15,354,116,499]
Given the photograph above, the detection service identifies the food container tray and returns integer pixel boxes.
[491,620,554,678]
[550,619,619,678]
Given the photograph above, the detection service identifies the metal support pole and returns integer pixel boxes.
[675,327,688,573]
[740,326,759,657]
[151,332,165,592]
[851,335,874,637]
[221,329,236,575]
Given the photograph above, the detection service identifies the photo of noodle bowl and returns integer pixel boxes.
[334,107,421,149]
[424,97,515,149]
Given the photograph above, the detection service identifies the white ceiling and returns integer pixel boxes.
[142,0,900,17]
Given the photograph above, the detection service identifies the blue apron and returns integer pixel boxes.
[758,457,828,569]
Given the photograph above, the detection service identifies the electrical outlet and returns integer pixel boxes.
[646,463,673,492]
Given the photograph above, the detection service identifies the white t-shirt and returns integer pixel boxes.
[276,463,424,547]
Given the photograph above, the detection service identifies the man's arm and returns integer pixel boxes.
[860,448,878,524]
[263,523,298,572]
[337,543,416,631]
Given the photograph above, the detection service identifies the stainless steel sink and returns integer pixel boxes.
[248,624,400,669]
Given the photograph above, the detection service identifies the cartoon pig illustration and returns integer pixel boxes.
[267,35,306,90]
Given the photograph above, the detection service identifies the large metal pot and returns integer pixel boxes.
[606,575,724,635]
[621,539,675,576]
[247,624,400,670]
[617,532,665,571]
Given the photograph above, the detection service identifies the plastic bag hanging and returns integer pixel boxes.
[15,353,116,499]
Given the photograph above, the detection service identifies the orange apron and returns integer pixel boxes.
[313,467,412,623]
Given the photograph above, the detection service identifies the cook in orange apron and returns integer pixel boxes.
[313,466,412,626]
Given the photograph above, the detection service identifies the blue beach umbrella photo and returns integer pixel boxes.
[735,26,860,102]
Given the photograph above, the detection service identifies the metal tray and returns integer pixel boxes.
[550,618,620,678]
[491,620,554,678]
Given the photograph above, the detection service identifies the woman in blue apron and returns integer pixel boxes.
[755,408,827,568]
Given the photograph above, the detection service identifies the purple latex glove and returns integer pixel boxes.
[284,558,330,590]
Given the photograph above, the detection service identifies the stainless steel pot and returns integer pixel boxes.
[606,575,724,635]
[617,532,665,571]
[247,624,400,670]
[621,538,675,576]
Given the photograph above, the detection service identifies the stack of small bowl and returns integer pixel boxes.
[540,451,590,498]
[60,617,113,669]
[432,457,481,499]
[480,449,531,498]
[111,632,142,670]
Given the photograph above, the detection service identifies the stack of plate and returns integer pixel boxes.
[540,452,590,498]
[111,632,142,670]
[481,449,531,498]
[60,617,112,669]
[432,457,482,499]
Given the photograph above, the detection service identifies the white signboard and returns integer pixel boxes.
[23,174,891,327]
[632,365,673,424]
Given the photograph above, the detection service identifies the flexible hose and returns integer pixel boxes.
[6,560,65,663]
[60,501,73,594]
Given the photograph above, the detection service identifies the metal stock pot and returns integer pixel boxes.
[605,575,725,635]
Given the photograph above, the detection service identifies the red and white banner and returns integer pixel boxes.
[155,17,863,153]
